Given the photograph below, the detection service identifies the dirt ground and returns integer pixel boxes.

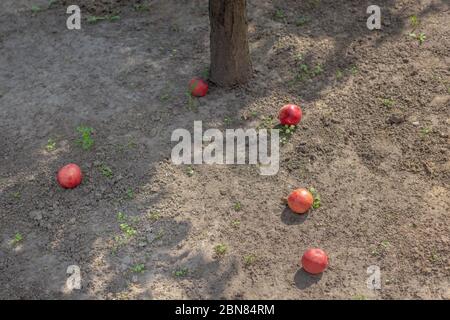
[0,0,449,300]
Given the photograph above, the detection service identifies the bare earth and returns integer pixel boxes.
[0,0,449,299]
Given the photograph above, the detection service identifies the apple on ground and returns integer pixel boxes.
[57,163,82,189]
[279,104,302,126]
[287,188,313,214]
[301,248,328,274]
[189,78,209,97]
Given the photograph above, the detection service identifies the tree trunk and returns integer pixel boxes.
[209,0,252,86]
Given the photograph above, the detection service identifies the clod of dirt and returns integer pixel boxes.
[387,113,406,124]
[29,210,43,221]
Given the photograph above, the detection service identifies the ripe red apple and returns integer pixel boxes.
[287,188,313,214]
[301,248,328,274]
[279,104,302,126]
[189,78,208,97]
[57,164,82,189]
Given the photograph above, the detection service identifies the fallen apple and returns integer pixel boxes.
[57,163,82,189]
[189,77,209,97]
[301,248,328,274]
[279,104,302,126]
[287,188,313,214]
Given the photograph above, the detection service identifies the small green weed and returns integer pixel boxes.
[231,219,241,228]
[76,126,94,150]
[173,267,189,277]
[45,138,56,152]
[409,15,419,29]
[409,32,426,45]
[125,188,135,200]
[131,263,145,273]
[381,98,395,108]
[88,15,120,24]
[100,164,113,178]
[214,244,227,257]
[186,165,194,177]
[12,233,23,245]
[120,223,137,238]
[147,211,161,221]
[243,254,257,266]
[274,9,286,21]
[420,127,431,136]
[308,187,321,209]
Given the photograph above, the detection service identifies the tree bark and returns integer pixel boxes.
[209,0,252,86]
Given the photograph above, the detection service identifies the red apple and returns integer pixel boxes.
[287,188,313,214]
[57,164,82,189]
[279,104,302,126]
[189,78,208,97]
[301,248,328,274]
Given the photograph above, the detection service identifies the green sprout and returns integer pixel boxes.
[12,192,21,200]
[308,187,321,209]
[120,223,137,238]
[243,254,257,266]
[214,244,228,257]
[117,212,126,222]
[125,188,135,200]
[417,33,426,44]
[257,116,274,130]
[87,15,120,24]
[409,32,426,45]
[12,233,23,245]
[231,219,241,228]
[201,67,210,79]
[147,211,161,221]
[131,264,145,273]
[100,164,113,178]
[45,138,56,152]
[382,98,395,108]
[173,267,189,277]
[420,127,431,136]
[76,126,94,150]
[280,124,297,145]
[224,116,232,126]
[313,64,324,76]
[409,15,419,29]
[274,9,285,21]
[186,165,194,177]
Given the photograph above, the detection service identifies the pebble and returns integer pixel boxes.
[29,210,43,221]
[138,242,147,248]
[387,113,405,124]
[412,121,420,126]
